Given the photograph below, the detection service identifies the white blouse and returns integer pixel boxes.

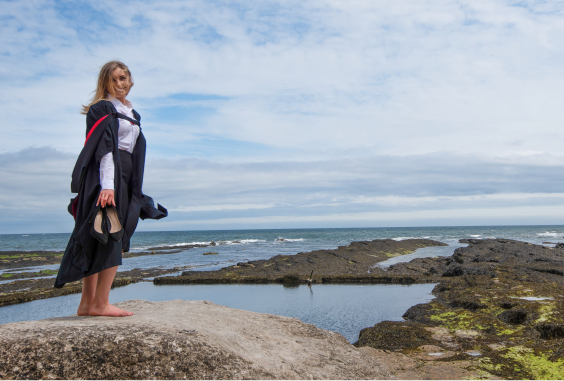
[99,97,140,190]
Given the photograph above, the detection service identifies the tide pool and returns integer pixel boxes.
[0,282,436,343]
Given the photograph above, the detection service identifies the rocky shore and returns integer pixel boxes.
[0,242,214,270]
[3,237,564,379]
[154,238,447,285]
[354,239,564,379]
[0,238,445,307]
[0,266,194,307]
[150,238,564,379]
[0,242,217,307]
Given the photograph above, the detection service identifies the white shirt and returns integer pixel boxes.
[99,97,140,190]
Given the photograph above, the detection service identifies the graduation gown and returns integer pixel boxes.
[54,100,167,288]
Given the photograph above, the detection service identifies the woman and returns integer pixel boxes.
[55,61,167,317]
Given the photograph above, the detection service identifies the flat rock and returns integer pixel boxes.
[159,239,447,285]
[0,299,391,380]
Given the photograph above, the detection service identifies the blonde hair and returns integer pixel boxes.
[81,60,134,114]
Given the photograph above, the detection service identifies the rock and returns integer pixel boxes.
[453,330,481,339]
[535,323,564,339]
[497,309,528,325]
[0,300,391,380]
[412,345,458,361]
[402,303,439,325]
[442,264,495,277]
[448,298,487,312]
[355,321,439,350]
[203,252,219,255]
[282,274,300,284]
[442,264,464,277]
[358,347,496,380]
[157,238,448,285]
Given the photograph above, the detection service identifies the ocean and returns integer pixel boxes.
[1,225,562,274]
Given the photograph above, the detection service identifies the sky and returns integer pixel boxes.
[1,0,564,234]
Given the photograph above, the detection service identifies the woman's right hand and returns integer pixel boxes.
[97,189,116,208]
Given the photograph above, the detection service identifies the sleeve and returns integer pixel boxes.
[99,152,115,190]
[88,101,116,190]
[86,101,112,137]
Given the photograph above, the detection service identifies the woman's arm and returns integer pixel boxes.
[87,102,116,208]
[98,153,115,207]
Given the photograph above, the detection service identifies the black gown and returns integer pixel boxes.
[54,100,167,288]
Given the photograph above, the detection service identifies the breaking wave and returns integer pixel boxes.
[275,238,305,242]
[537,232,560,237]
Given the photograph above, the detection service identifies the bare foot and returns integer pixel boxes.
[77,304,91,316]
[89,303,134,317]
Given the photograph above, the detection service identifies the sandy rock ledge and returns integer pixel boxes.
[0,299,391,380]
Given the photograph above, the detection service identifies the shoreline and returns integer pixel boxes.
[1,238,564,378]
[0,238,445,308]
[0,243,215,270]
[154,238,447,285]
[0,265,196,308]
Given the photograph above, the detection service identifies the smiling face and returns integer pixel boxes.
[110,67,131,102]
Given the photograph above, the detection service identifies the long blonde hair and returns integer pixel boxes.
[81,60,134,115]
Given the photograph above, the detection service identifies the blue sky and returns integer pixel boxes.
[1,0,564,233]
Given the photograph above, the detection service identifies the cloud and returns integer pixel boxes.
[1,1,564,232]
[2,0,564,156]
[171,203,276,212]
[1,146,564,233]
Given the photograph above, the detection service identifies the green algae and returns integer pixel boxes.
[430,310,496,331]
[1,269,58,279]
[38,269,58,275]
[496,328,517,336]
[383,248,416,258]
[0,253,62,260]
[0,253,46,259]
[0,254,31,259]
[430,311,458,322]
[481,346,564,380]
[534,302,556,324]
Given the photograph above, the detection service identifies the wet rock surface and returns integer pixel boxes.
[0,251,64,270]
[0,269,59,280]
[354,239,564,380]
[155,239,447,285]
[0,299,391,380]
[356,321,439,351]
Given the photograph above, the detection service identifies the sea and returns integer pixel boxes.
[1,225,563,341]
